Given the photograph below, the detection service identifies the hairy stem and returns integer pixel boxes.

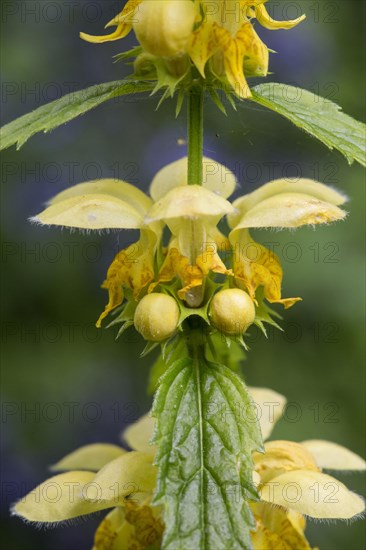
[187,86,204,186]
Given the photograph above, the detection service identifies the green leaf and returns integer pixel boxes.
[148,336,189,394]
[152,350,262,550]
[0,80,155,151]
[251,83,366,166]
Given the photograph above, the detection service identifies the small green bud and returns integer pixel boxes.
[209,289,256,336]
[134,293,180,342]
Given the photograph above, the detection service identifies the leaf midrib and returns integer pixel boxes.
[193,351,206,549]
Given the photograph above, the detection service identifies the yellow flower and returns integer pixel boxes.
[13,391,365,549]
[80,0,305,98]
[249,391,365,549]
[12,444,157,521]
[33,159,347,333]
[151,158,347,312]
[256,439,365,520]
[13,432,161,550]
[81,0,141,43]
[30,178,162,327]
[189,0,305,98]
[251,437,365,549]
[31,157,237,323]
[228,177,347,308]
[251,502,316,550]
[145,182,235,306]
[148,157,236,308]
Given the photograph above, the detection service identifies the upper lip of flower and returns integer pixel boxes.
[30,178,157,232]
[228,177,348,232]
[144,184,235,225]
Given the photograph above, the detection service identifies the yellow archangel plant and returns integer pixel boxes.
[3,0,366,548]
[13,390,365,549]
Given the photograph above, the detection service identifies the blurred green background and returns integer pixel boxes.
[1,1,365,548]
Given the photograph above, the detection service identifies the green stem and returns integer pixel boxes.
[187,86,204,185]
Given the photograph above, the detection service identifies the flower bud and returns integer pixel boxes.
[209,289,255,336]
[134,293,180,342]
[133,0,196,58]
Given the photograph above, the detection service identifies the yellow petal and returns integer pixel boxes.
[287,508,306,535]
[178,245,232,300]
[176,218,208,263]
[213,23,251,99]
[253,470,261,488]
[93,507,125,550]
[260,469,365,519]
[96,286,124,329]
[122,414,156,455]
[105,0,141,27]
[121,502,164,548]
[12,471,112,523]
[151,244,231,304]
[151,247,203,294]
[302,440,366,471]
[49,179,152,215]
[97,229,157,327]
[255,3,306,30]
[31,194,144,230]
[88,452,157,504]
[248,387,287,440]
[209,224,231,251]
[232,192,347,230]
[80,25,131,44]
[189,20,216,77]
[238,20,269,77]
[146,184,234,223]
[50,444,126,472]
[251,502,312,550]
[93,501,164,550]
[231,231,301,308]
[251,522,285,550]
[229,178,347,227]
[80,0,140,44]
[254,440,319,484]
[196,247,231,276]
[149,157,237,200]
